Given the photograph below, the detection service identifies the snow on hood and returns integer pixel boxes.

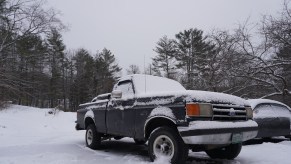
[184,90,249,106]
[137,90,249,106]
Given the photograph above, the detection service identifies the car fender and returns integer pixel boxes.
[144,106,177,136]
[84,110,95,125]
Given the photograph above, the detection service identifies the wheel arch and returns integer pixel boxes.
[144,116,177,140]
[84,110,95,129]
[84,117,95,129]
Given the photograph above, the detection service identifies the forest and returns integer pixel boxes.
[0,0,290,111]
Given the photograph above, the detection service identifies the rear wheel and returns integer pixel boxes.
[205,143,242,160]
[148,127,188,164]
[86,124,101,149]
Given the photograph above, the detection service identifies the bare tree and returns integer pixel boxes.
[126,64,140,75]
[228,2,291,104]
[258,0,291,104]
[0,0,63,106]
[0,0,64,53]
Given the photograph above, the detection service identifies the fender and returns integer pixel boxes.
[84,110,95,126]
[144,106,177,137]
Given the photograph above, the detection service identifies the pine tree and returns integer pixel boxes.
[16,34,47,106]
[95,48,121,94]
[152,36,177,79]
[175,28,214,89]
[46,28,66,108]
[70,48,95,110]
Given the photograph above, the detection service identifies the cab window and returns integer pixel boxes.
[114,81,134,99]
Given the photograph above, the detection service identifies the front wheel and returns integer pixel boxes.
[148,127,188,164]
[86,124,101,150]
[205,143,242,160]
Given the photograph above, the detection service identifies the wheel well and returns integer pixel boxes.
[145,117,177,140]
[85,117,94,129]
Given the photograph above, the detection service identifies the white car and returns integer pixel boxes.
[247,99,291,139]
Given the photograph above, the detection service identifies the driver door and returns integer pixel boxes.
[106,80,136,137]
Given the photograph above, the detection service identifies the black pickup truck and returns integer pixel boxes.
[75,74,258,164]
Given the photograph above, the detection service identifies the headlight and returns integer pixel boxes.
[186,103,213,117]
[245,107,253,119]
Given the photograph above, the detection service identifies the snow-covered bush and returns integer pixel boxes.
[46,105,62,116]
[0,101,12,110]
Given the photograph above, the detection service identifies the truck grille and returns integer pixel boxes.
[212,104,247,121]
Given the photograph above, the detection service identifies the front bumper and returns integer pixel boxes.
[178,120,258,145]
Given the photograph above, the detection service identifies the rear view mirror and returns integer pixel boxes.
[91,97,97,102]
[112,90,122,99]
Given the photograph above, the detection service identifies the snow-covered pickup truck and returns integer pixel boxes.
[75,74,258,164]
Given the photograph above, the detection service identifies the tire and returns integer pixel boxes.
[148,127,188,164]
[86,124,101,150]
[134,139,146,145]
[205,143,242,160]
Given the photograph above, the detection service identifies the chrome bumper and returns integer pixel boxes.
[178,120,258,145]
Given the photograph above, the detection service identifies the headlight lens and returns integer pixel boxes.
[245,107,253,119]
[186,103,213,117]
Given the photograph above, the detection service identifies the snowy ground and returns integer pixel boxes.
[0,105,291,164]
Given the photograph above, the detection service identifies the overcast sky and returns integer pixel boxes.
[48,0,284,75]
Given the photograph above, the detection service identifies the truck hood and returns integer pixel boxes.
[183,90,249,106]
[137,90,249,107]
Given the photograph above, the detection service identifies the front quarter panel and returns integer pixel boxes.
[134,96,186,139]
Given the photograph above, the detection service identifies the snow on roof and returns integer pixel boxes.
[120,74,186,95]
[247,99,291,109]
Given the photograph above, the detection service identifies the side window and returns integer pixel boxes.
[254,103,291,118]
[269,104,291,117]
[254,104,274,117]
[115,81,134,99]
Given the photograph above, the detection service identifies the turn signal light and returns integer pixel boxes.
[186,103,213,117]
[186,103,200,116]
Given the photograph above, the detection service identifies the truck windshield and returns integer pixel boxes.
[132,75,186,96]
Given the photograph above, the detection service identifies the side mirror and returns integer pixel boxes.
[112,90,122,99]
[91,97,97,102]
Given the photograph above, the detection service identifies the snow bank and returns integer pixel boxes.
[191,141,291,164]
[0,105,152,164]
[0,105,77,147]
